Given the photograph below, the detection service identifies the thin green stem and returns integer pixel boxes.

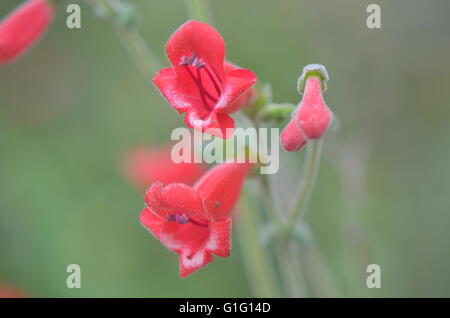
[275,239,308,297]
[114,27,161,80]
[237,187,280,297]
[259,174,281,225]
[184,0,215,25]
[296,237,340,297]
[285,139,323,233]
[258,174,307,297]
[95,0,161,79]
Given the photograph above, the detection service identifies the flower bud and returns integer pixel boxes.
[295,75,332,140]
[280,64,332,151]
[280,116,308,152]
[0,0,54,65]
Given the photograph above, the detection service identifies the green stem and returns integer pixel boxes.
[184,0,215,24]
[95,0,161,79]
[237,187,280,297]
[114,27,161,80]
[285,139,323,234]
[259,174,281,224]
[259,173,307,297]
[275,239,307,297]
[297,237,340,297]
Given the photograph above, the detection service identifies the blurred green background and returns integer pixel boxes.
[1,0,450,297]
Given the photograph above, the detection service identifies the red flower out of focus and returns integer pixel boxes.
[0,284,25,298]
[281,64,332,152]
[122,146,205,189]
[153,20,257,139]
[0,0,54,65]
[140,162,251,277]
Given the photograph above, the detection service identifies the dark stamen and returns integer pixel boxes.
[179,54,223,111]
[167,213,190,224]
[203,65,222,96]
[175,214,189,224]
[184,66,218,106]
[196,67,210,110]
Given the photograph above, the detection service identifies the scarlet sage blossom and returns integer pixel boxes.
[122,146,205,188]
[281,64,332,152]
[153,20,257,139]
[140,162,251,277]
[0,0,54,65]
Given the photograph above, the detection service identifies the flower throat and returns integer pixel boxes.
[180,54,222,111]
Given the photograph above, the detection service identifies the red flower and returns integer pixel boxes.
[0,284,25,298]
[122,146,205,189]
[281,64,332,152]
[0,0,54,65]
[140,162,251,277]
[153,20,257,139]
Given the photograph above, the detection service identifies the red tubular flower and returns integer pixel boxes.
[122,146,205,189]
[140,162,251,277]
[0,0,54,65]
[281,64,332,152]
[153,20,257,139]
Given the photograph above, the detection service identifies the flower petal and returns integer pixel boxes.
[152,67,198,113]
[194,162,251,221]
[184,109,235,139]
[215,68,257,113]
[144,182,207,221]
[140,208,231,277]
[166,20,225,82]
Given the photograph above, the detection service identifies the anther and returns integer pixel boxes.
[175,214,190,224]
[167,213,190,224]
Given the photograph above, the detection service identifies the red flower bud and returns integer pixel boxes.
[0,0,54,65]
[295,76,332,140]
[140,162,251,277]
[280,64,332,152]
[280,117,308,152]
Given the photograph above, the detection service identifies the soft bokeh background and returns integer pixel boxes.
[1,0,450,297]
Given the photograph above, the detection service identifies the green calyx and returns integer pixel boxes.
[256,103,296,123]
[297,64,329,94]
[242,82,272,119]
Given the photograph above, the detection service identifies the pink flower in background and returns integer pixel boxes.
[0,284,25,298]
[122,146,205,189]
[281,64,332,152]
[153,20,257,139]
[0,0,54,65]
[140,162,251,277]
